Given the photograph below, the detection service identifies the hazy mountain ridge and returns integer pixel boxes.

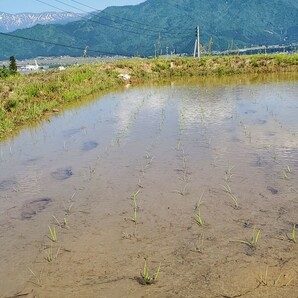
[0,0,297,59]
[0,11,85,32]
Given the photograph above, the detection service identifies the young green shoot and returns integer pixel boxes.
[48,226,57,242]
[27,267,43,287]
[131,207,137,224]
[131,190,140,224]
[281,170,289,180]
[46,243,60,263]
[220,183,239,209]
[286,165,291,173]
[231,227,261,249]
[194,192,204,226]
[287,224,296,243]
[175,183,188,196]
[133,190,140,210]
[224,164,234,182]
[63,201,74,215]
[141,259,161,285]
[258,266,269,287]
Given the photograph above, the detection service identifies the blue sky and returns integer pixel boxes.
[0,0,144,14]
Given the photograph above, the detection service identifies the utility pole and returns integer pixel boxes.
[193,26,200,58]
[83,46,88,58]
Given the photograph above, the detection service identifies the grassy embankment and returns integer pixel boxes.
[0,54,297,140]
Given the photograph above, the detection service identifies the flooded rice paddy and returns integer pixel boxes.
[0,74,297,297]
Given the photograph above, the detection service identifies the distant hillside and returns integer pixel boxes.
[0,0,297,59]
[0,11,85,32]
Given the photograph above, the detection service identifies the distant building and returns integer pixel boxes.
[22,60,39,71]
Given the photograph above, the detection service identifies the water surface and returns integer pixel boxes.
[0,74,297,297]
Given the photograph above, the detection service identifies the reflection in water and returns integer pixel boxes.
[0,74,297,203]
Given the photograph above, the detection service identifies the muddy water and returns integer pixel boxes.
[0,74,298,297]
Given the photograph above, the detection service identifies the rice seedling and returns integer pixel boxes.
[46,243,60,263]
[272,272,294,287]
[220,183,239,209]
[137,178,144,189]
[274,273,283,286]
[48,226,57,242]
[52,215,69,229]
[231,227,261,249]
[224,164,234,182]
[192,233,205,253]
[281,170,289,180]
[27,267,43,287]
[179,168,189,182]
[287,224,296,243]
[285,278,294,286]
[63,193,75,214]
[46,244,53,262]
[132,190,140,210]
[140,259,161,285]
[194,206,204,226]
[52,215,61,226]
[286,165,291,173]
[194,192,204,226]
[131,190,140,224]
[175,183,188,196]
[131,208,137,224]
[258,266,268,286]
[122,231,132,239]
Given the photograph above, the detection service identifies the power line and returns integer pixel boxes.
[181,38,195,54]
[0,31,132,57]
[35,0,191,37]
[35,0,157,37]
[51,0,190,36]
[68,0,192,34]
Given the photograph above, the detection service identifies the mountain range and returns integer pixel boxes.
[0,0,297,60]
[0,12,85,33]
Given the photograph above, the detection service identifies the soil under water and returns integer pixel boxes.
[0,74,297,297]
